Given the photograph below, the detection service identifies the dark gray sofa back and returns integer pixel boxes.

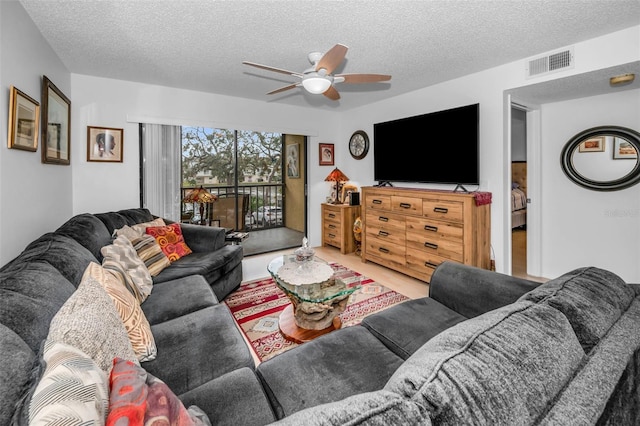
[56,213,113,261]
[429,261,541,318]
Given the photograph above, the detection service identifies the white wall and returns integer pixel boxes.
[0,1,72,265]
[70,74,339,247]
[539,89,640,282]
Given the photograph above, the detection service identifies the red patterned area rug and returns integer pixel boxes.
[224,263,409,362]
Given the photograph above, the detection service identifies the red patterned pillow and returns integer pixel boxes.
[107,358,209,426]
[145,223,192,262]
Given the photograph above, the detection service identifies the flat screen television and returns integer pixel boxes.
[373,103,479,187]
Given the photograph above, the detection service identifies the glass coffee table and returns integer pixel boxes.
[268,255,362,343]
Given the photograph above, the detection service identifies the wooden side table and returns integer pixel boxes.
[322,203,361,254]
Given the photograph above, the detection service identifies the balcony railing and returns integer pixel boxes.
[181,183,285,231]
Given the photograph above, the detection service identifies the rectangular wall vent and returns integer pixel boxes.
[526,47,574,78]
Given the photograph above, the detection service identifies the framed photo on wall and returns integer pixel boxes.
[7,86,39,152]
[87,126,124,162]
[286,143,300,178]
[41,76,71,165]
[319,143,334,166]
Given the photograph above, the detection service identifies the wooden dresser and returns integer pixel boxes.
[322,203,361,254]
[361,187,491,282]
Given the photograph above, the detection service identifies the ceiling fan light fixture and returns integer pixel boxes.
[302,76,332,94]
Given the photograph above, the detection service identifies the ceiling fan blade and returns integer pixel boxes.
[267,83,300,95]
[242,61,303,78]
[335,73,392,83]
[316,44,348,74]
[323,85,340,101]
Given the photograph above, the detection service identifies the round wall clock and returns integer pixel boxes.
[349,130,369,160]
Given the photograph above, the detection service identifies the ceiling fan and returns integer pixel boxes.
[242,44,391,101]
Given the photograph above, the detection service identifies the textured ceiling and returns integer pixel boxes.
[19,0,640,111]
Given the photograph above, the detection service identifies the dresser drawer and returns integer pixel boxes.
[323,223,343,246]
[322,207,342,224]
[422,199,464,223]
[364,239,406,266]
[406,232,464,262]
[365,211,405,232]
[365,194,391,211]
[406,217,463,242]
[391,195,423,216]
[406,251,450,281]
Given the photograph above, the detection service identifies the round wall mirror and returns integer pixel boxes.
[560,126,640,191]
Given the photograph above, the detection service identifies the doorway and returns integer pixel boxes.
[511,106,528,278]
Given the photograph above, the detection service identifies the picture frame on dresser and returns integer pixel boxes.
[7,86,39,152]
[41,76,71,165]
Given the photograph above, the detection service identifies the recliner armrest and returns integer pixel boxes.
[429,261,542,319]
[179,223,226,252]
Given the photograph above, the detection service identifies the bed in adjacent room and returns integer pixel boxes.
[511,161,527,228]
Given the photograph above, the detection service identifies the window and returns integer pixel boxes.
[181,127,284,229]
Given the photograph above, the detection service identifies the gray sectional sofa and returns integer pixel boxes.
[1,207,639,425]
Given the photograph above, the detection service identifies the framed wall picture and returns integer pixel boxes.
[41,76,71,165]
[87,126,124,162]
[286,143,300,178]
[8,86,39,151]
[319,143,334,166]
[613,137,638,160]
[578,136,605,152]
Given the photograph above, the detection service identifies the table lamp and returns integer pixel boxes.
[324,167,349,204]
[183,186,217,225]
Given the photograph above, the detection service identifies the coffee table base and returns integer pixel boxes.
[279,305,342,344]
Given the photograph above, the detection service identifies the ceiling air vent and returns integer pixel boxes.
[526,47,574,78]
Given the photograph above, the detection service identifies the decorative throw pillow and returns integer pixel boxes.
[101,235,153,303]
[146,223,193,262]
[85,262,157,362]
[115,218,167,240]
[27,340,109,425]
[107,358,210,426]
[47,270,138,374]
[130,234,171,276]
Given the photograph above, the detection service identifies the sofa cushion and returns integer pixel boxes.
[47,271,138,374]
[0,324,35,426]
[519,266,635,352]
[101,235,153,303]
[361,297,467,359]
[55,213,112,261]
[153,245,242,287]
[270,390,430,426]
[143,304,255,396]
[179,367,277,426]
[0,261,75,351]
[107,358,209,426]
[146,223,193,262]
[256,326,405,419]
[11,232,96,287]
[142,275,218,325]
[26,340,109,425]
[85,262,157,362]
[538,298,640,425]
[385,301,585,425]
